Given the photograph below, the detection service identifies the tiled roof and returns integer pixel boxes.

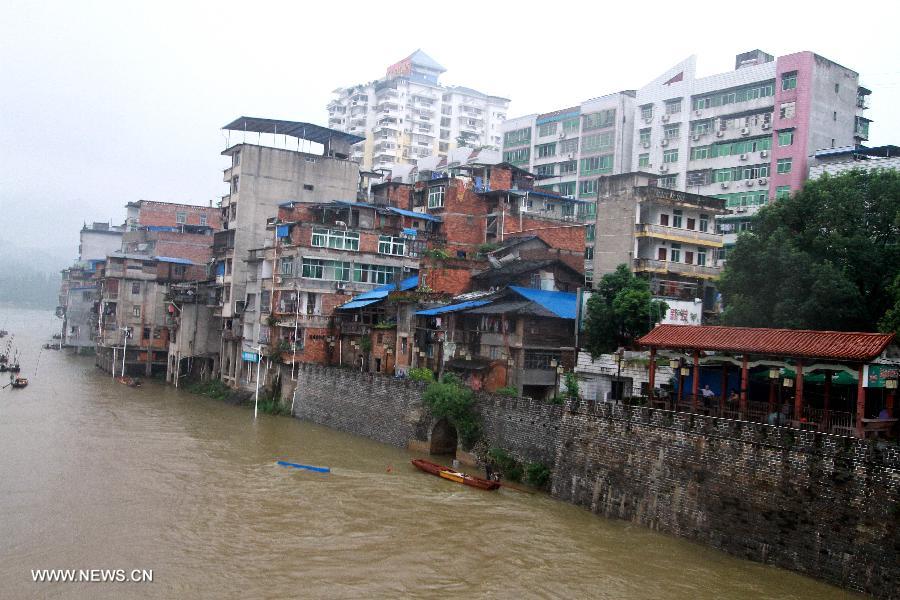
[638,325,895,362]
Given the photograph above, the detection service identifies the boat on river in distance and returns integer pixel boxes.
[411,459,500,491]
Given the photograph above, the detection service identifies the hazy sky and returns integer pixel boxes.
[2,0,899,268]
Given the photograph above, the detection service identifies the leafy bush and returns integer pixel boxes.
[185,380,232,401]
[407,368,435,383]
[487,447,523,482]
[563,372,580,400]
[494,385,518,397]
[423,377,481,450]
[255,394,291,416]
[524,462,551,489]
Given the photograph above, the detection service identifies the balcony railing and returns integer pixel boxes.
[635,223,724,247]
[633,258,722,279]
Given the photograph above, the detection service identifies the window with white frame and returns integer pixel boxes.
[353,263,399,285]
[658,175,677,188]
[699,214,709,233]
[536,143,556,158]
[378,235,406,256]
[427,186,445,208]
[670,243,681,262]
[663,124,680,139]
[301,258,350,281]
[639,128,651,145]
[779,101,796,119]
[311,228,360,251]
[663,149,679,163]
[199,213,208,226]
[559,138,578,154]
[176,211,187,224]
[672,209,683,228]
[640,104,653,120]
[559,160,577,175]
[638,153,650,168]
[665,99,682,114]
[279,257,294,275]
[579,179,598,196]
[777,158,792,174]
[538,122,558,137]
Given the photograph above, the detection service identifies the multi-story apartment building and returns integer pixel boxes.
[632,50,871,210]
[215,117,363,388]
[328,50,509,171]
[809,144,899,179]
[501,92,637,275]
[592,172,727,314]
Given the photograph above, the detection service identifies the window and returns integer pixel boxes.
[580,155,613,175]
[584,246,594,260]
[640,104,653,120]
[699,214,709,233]
[714,164,770,182]
[665,99,682,114]
[659,214,669,226]
[538,122,558,137]
[686,217,695,230]
[776,185,791,199]
[132,282,140,294]
[303,184,314,191]
[697,248,707,266]
[692,82,775,110]
[670,243,681,262]
[835,83,840,93]
[279,257,294,275]
[535,164,555,177]
[260,291,271,314]
[638,153,650,168]
[779,102,796,119]
[534,142,556,158]
[582,133,612,152]
[781,71,797,91]
[776,158,792,174]
[176,211,187,224]
[663,124,680,139]
[378,235,406,256]
[503,128,531,147]
[427,186,445,208]
[132,306,141,317]
[585,224,595,242]
[502,148,530,164]
[672,209,683,229]
[563,118,580,132]
[579,179,597,197]
[142,327,151,340]
[690,146,710,160]
[658,175,677,188]
[691,120,712,136]
[353,263,399,285]
[231,176,239,193]
[663,149,679,163]
[301,258,350,281]
[311,228,360,251]
[778,131,794,146]
[559,160,577,175]
[558,181,576,196]
[199,214,208,226]
[639,128,651,146]
[583,109,615,130]
[559,138,578,154]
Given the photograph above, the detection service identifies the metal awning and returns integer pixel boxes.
[223,116,364,146]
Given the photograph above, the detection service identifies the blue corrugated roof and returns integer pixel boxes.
[155,256,196,265]
[337,275,419,310]
[416,300,491,316]
[386,207,442,223]
[508,286,577,319]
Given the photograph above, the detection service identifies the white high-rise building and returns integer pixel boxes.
[328,50,509,172]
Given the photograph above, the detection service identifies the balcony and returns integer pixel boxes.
[340,322,370,336]
[633,258,722,280]
[635,223,723,247]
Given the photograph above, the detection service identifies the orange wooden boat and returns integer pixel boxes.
[411,458,500,491]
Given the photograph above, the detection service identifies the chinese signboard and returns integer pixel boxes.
[659,299,702,326]
[863,364,899,388]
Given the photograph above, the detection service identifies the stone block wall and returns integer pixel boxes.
[552,401,899,598]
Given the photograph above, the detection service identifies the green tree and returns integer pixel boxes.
[583,264,668,357]
[879,274,900,335]
[719,170,900,331]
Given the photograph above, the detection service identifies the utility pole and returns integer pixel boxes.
[121,326,131,377]
[254,345,262,419]
[291,283,299,381]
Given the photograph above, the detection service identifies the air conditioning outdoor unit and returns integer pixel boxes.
[642,142,651,149]
[720,182,730,189]
[761,122,771,130]
[692,134,701,141]
[659,165,669,173]
[740,127,750,136]
[746,179,755,187]
[644,117,653,124]
[661,114,670,122]
[335,282,346,290]
[758,178,768,185]
[739,153,748,160]
[760,150,768,158]
[716,131,725,137]
[660,138,669,147]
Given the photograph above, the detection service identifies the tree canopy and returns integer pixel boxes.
[718,169,900,333]
[583,264,668,357]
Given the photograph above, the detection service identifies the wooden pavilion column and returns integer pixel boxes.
[855,364,866,438]
[720,364,728,415]
[648,348,656,401]
[768,375,776,416]
[740,355,749,418]
[794,359,804,423]
[887,389,895,418]
[823,371,832,430]
[691,350,700,411]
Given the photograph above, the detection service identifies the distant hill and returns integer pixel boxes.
[0,239,68,308]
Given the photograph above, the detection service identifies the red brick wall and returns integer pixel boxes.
[502,221,585,253]
[372,182,412,209]
[136,201,222,229]
[488,167,513,191]
[420,258,476,295]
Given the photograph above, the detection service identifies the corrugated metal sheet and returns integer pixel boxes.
[638,325,895,362]
[337,276,419,310]
[416,300,491,316]
[336,298,381,310]
[508,286,577,320]
[386,207,442,223]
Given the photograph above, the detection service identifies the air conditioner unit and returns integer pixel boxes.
[659,165,669,173]
[716,130,725,138]
[740,127,750,136]
[642,142,651,149]
[661,114,670,122]
[739,153,748,160]
[746,179,755,187]
[335,282,346,290]
[644,117,653,124]
[720,182,730,189]
[660,138,669,147]
[692,134,700,142]
[760,150,768,158]
[758,177,768,185]
[761,122,771,130]
[736,207,747,213]
[695,110,703,117]
[275,276,283,284]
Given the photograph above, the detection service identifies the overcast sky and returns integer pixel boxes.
[2,0,899,268]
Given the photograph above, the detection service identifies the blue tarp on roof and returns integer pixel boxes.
[508,286,577,319]
[337,275,418,310]
[416,300,491,316]
[276,225,290,238]
[146,225,180,232]
[386,207,442,223]
[155,256,196,265]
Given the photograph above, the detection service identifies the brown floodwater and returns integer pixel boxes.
[0,307,859,599]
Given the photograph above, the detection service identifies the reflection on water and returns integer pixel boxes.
[0,307,855,599]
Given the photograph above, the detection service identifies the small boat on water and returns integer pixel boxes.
[411,459,501,491]
[11,377,28,389]
[116,376,142,387]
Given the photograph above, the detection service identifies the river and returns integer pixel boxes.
[0,307,857,599]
